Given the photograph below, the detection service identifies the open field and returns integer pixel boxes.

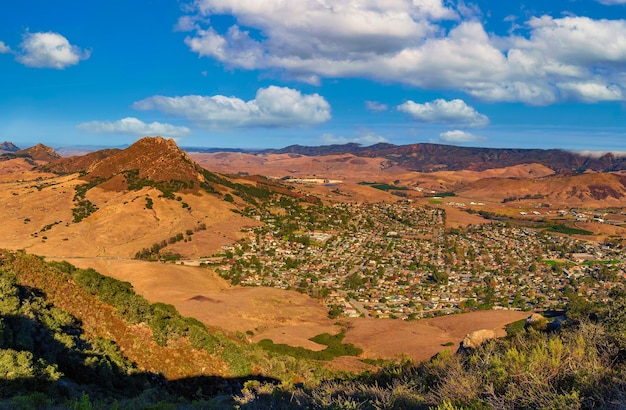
[52,258,529,365]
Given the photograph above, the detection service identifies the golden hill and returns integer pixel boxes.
[457,171,626,206]
[0,137,266,259]
[15,143,61,162]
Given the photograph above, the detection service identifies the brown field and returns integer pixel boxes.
[53,258,529,364]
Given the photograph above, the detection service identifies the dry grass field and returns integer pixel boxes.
[50,257,529,365]
[0,169,255,259]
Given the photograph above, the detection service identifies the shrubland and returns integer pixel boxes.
[2,248,626,409]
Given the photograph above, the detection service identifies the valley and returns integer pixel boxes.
[1,137,626,408]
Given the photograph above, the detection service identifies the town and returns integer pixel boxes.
[210,197,626,320]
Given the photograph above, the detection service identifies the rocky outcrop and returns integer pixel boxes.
[460,329,497,350]
[525,313,548,331]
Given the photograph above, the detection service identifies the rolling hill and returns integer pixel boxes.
[457,172,626,206]
[0,137,275,259]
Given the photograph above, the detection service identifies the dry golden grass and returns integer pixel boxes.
[0,169,253,258]
[51,258,340,351]
[49,257,530,365]
[342,310,529,362]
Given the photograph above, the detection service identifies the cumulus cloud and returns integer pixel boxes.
[179,1,626,104]
[595,0,626,4]
[320,129,388,146]
[437,130,486,144]
[558,81,624,102]
[365,101,388,112]
[77,117,191,138]
[0,41,11,54]
[16,32,90,69]
[133,86,331,128]
[398,99,488,127]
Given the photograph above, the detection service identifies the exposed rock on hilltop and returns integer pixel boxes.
[460,329,497,350]
[86,136,205,183]
[17,143,61,162]
[0,141,20,153]
[260,143,626,173]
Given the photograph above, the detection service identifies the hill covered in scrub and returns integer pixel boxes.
[0,249,335,408]
[2,247,626,409]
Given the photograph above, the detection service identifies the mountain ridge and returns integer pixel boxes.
[258,142,626,173]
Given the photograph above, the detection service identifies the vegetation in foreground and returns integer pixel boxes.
[2,248,626,409]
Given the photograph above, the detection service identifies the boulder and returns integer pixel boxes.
[525,313,548,331]
[460,329,497,350]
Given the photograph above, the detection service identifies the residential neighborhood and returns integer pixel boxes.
[211,198,626,320]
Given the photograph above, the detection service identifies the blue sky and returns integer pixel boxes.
[1,0,626,151]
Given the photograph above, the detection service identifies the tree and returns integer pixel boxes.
[430,270,448,285]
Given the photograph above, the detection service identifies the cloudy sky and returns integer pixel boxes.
[1,0,626,151]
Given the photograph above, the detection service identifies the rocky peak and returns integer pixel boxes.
[0,141,20,153]
[15,143,61,162]
[85,136,205,184]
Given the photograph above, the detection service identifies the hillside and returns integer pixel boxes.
[0,248,330,408]
[14,143,61,162]
[44,136,210,191]
[458,172,626,206]
[0,137,265,259]
[41,148,120,174]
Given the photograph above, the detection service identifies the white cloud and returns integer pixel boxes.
[320,129,388,146]
[77,117,191,138]
[437,130,486,144]
[16,32,90,69]
[558,81,624,102]
[398,99,488,127]
[175,15,201,32]
[595,0,626,5]
[184,0,457,69]
[180,1,626,104]
[0,41,11,54]
[575,150,626,157]
[365,101,388,112]
[133,86,331,128]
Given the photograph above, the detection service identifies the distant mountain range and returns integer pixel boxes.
[258,143,626,173]
[3,139,626,173]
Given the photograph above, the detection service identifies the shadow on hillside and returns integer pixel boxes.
[0,313,280,403]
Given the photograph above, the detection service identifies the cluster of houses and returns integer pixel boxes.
[213,200,625,320]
